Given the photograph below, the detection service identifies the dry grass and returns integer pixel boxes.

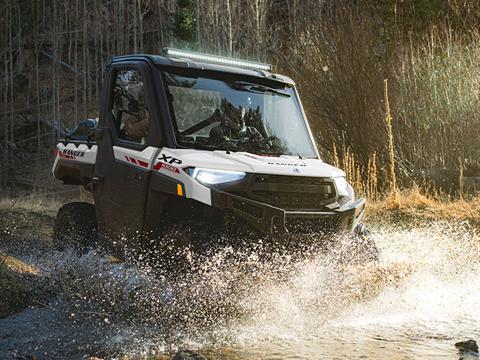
[366,186,480,227]
[0,252,39,275]
[0,207,55,249]
[0,194,63,214]
[384,79,399,203]
[0,252,39,317]
[396,27,480,172]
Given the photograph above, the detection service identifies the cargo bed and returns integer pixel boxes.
[52,119,98,186]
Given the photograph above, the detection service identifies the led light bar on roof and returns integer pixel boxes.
[162,48,272,72]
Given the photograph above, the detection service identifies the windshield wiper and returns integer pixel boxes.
[233,81,290,97]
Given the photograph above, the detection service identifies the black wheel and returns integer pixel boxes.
[52,202,97,252]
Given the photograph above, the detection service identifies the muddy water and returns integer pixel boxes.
[1,221,479,359]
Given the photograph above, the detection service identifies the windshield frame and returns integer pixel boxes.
[159,66,319,159]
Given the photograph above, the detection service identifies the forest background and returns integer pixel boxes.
[2,0,480,199]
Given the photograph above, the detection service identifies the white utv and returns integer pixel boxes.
[52,48,377,264]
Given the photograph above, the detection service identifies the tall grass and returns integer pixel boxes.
[285,13,480,195]
[395,28,480,175]
[384,79,398,202]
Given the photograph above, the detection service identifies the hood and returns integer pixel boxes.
[160,148,345,178]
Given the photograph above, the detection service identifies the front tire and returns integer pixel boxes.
[52,202,97,252]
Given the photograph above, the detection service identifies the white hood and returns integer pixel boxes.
[161,148,345,178]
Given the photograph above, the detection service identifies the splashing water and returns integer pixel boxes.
[1,221,479,359]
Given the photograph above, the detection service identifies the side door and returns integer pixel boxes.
[94,62,161,244]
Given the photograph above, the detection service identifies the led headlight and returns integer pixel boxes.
[187,167,246,185]
[334,176,354,198]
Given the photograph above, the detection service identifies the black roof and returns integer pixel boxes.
[110,54,295,85]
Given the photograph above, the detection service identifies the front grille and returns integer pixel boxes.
[248,174,337,210]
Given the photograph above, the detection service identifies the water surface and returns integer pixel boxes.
[1,221,479,359]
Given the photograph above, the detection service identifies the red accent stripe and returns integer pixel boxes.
[124,154,148,168]
[137,160,148,168]
[129,157,138,165]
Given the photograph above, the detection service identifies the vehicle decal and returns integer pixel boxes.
[55,143,97,164]
[112,146,157,170]
[267,161,306,167]
[153,162,180,173]
[158,154,182,165]
[57,151,76,160]
[61,149,86,157]
[124,156,149,168]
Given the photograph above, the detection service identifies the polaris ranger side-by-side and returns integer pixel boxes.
[52,48,377,261]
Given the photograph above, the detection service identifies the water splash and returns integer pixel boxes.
[2,221,480,359]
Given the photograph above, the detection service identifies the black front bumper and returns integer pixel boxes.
[211,189,365,235]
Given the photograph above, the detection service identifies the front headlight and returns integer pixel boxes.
[334,176,355,198]
[187,167,246,185]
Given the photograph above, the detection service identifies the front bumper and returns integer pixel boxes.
[211,189,365,235]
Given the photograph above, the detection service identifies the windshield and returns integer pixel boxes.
[163,71,317,157]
